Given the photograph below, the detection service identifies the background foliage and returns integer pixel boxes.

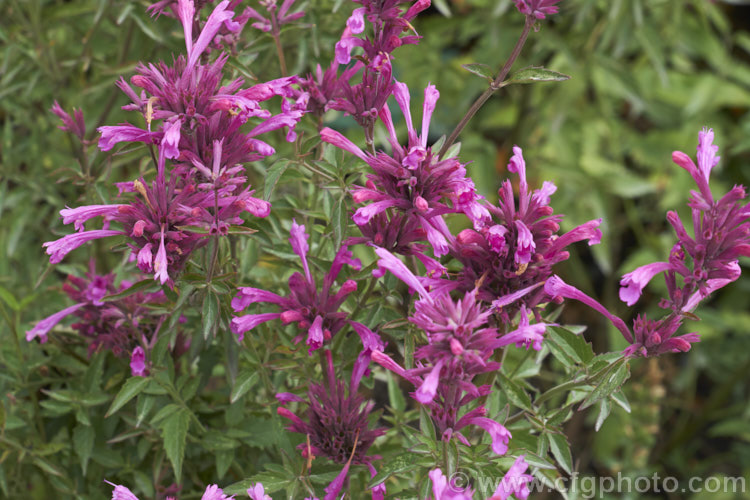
[1,0,749,498]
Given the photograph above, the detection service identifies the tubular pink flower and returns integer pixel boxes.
[106,481,140,500]
[98,124,158,151]
[26,303,86,343]
[161,118,182,159]
[469,417,511,455]
[498,306,548,351]
[619,261,673,306]
[43,230,124,264]
[514,220,535,264]
[247,483,272,500]
[373,247,431,300]
[415,360,443,404]
[61,205,126,231]
[421,84,439,148]
[153,228,169,285]
[230,313,282,341]
[545,275,633,343]
[130,347,146,376]
[177,0,195,54]
[307,315,325,354]
[200,484,231,500]
[231,287,286,312]
[186,0,234,72]
[489,455,533,500]
[353,199,399,225]
[346,8,366,34]
[289,219,312,283]
[320,127,367,161]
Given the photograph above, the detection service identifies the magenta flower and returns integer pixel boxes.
[546,129,750,357]
[247,483,273,500]
[489,455,533,500]
[51,100,86,141]
[25,265,186,373]
[335,0,430,67]
[277,350,385,499]
[107,481,233,500]
[323,82,486,257]
[246,0,305,33]
[448,146,601,318]
[428,468,474,500]
[372,248,513,454]
[231,220,382,354]
[513,0,561,19]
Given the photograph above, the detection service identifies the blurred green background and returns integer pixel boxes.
[1,0,749,498]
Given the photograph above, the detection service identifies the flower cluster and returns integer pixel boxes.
[545,128,749,357]
[26,263,185,376]
[43,0,305,285]
[371,247,548,454]
[322,81,486,264]
[277,350,386,500]
[231,220,383,355]
[446,147,601,320]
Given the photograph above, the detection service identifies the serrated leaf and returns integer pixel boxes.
[547,433,573,475]
[264,160,290,200]
[579,358,630,410]
[230,370,259,403]
[498,372,533,412]
[368,452,420,488]
[105,376,149,417]
[461,63,494,81]
[547,326,594,365]
[73,425,95,475]
[202,290,219,340]
[160,408,190,483]
[505,66,571,86]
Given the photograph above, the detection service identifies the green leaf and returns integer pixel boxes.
[386,371,406,413]
[504,66,571,86]
[546,326,594,365]
[102,279,161,302]
[73,424,95,476]
[368,452,420,488]
[202,290,219,340]
[547,433,573,475]
[0,286,19,311]
[135,394,156,428]
[331,196,347,249]
[594,399,611,432]
[432,0,452,16]
[419,406,436,441]
[105,376,150,417]
[579,358,630,410]
[461,63,494,82]
[230,370,259,404]
[160,408,190,483]
[264,160,290,200]
[498,372,533,412]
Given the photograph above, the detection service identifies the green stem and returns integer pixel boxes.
[439,15,534,158]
